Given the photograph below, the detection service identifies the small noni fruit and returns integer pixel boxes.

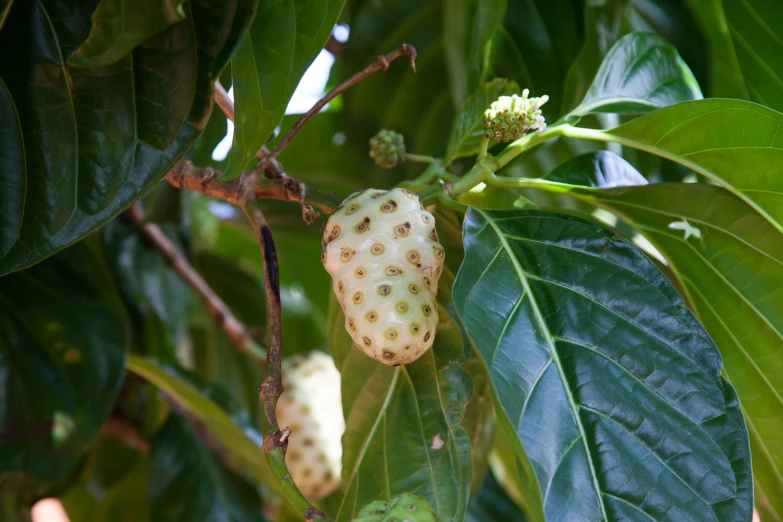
[352,493,444,522]
[483,89,549,142]
[369,129,406,168]
[322,188,444,366]
[276,351,344,501]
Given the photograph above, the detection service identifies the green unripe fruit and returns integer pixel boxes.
[483,89,549,143]
[352,493,444,522]
[369,129,406,168]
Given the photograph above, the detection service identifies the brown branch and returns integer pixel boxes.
[243,201,327,520]
[164,159,341,222]
[127,202,266,364]
[214,80,287,179]
[100,417,150,453]
[257,43,417,170]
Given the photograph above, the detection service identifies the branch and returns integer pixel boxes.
[243,201,327,521]
[100,417,150,453]
[164,160,342,221]
[257,43,417,170]
[127,202,266,364]
[214,81,287,179]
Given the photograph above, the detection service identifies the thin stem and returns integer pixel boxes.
[405,153,439,165]
[127,202,266,364]
[214,80,287,179]
[243,201,327,521]
[485,174,582,195]
[258,43,417,170]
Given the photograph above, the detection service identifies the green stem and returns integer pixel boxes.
[405,153,440,165]
[484,174,582,195]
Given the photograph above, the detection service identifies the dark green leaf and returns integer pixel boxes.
[544,149,647,187]
[453,209,752,520]
[484,0,582,120]
[103,219,191,357]
[587,99,783,233]
[443,0,507,105]
[0,239,129,497]
[125,355,274,488]
[0,0,250,275]
[571,32,702,116]
[148,415,264,522]
[61,435,151,522]
[224,0,346,179]
[68,0,186,67]
[466,470,528,522]
[689,0,783,112]
[445,78,519,163]
[538,153,783,518]
[329,210,474,522]
[0,77,23,258]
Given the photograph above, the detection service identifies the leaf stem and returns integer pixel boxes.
[405,153,440,165]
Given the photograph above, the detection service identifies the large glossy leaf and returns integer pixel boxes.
[0,0,252,275]
[224,0,346,179]
[0,239,129,498]
[573,98,783,233]
[442,0,506,105]
[125,355,275,488]
[445,78,519,163]
[329,210,475,522]
[537,153,783,519]
[68,0,186,67]
[570,32,702,116]
[453,209,752,521]
[689,0,783,112]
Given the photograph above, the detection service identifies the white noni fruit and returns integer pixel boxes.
[322,188,445,366]
[276,351,344,501]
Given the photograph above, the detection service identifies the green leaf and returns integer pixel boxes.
[68,0,186,68]
[538,153,783,519]
[148,415,265,522]
[572,98,783,233]
[443,0,507,105]
[544,149,647,188]
[0,239,129,497]
[103,219,191,357]
[571,32,702,116]
[453,209,752,521]
[125,355,275,488]
[61,435,151,522]
[483,0,583,120]
[224,0,346,180]
[0,0,251,275]
[466,470,528,522]
[689,0,783,112]
[329,210,474,522]
[445,78,519,163]
[686,0,749,100]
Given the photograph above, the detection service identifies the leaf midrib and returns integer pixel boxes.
[476,208,608,519]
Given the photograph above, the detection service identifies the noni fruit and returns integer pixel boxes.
[484,89,549,142]
[276,351,344,501]
[369,129,406,169]
[352,493,444,522]
[322,188,444,366]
